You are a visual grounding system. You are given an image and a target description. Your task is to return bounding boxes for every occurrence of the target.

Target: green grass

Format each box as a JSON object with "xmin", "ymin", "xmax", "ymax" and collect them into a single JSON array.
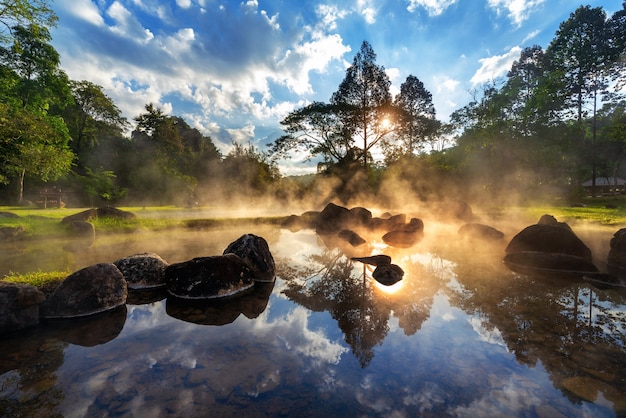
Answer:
[{"xmin": 2, "ymin": 270, "xmax": 68, "ymax": 295}]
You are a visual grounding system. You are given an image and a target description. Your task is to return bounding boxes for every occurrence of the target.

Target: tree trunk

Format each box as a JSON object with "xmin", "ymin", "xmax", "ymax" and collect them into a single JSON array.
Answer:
[{"xmin": 18, "ymin": 168, "xmax": 25, "ymax": 203}]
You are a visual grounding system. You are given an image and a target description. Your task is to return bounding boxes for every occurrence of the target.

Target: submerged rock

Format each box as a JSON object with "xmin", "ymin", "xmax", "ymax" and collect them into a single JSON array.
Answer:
[
  {"xmin": 0, "ymin": 281, "xmax": 46, "ymax": 334},
  {"xmin": 503, "ymin": 251, "xmax": 598, "ymax": 277},
  {"xmin": 166, "ymin": 254, "xmax": 256, "ymax": 299},
  {"xmin": 223, "ymin": 234, "xmax": 275, "ymax": 282},
  {"xmin": 114, "ymin": 252, "xmax": 169, "ymax": 289},
  {"xmin": 40, "ymin": 263, "xmax": 128, "ymax": 319},
  {"xmin": 338, "ymin": 229, "xmax": 367, "ymax": 247}
]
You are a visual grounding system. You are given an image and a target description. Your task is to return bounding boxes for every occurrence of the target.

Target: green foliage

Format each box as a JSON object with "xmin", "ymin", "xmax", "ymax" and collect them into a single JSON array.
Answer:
[{"xmin": 0, "ymin": 0, "xmax": 57, "ymax": 45}]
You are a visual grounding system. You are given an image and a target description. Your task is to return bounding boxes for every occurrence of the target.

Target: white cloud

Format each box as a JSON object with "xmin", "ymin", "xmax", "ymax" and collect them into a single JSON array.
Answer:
[
  {"xmin": 176, "ymin": 0, "xmax": 192, "ymax": 8},
  {"xmin": 64, "ymin": 0, "xmax": 105, "ymax": 26},
  {"xmin": 358, "ymin": 0, "xmax": 377, "ymax": 24},
  {"xmin": 487, "ymin": 0, "xmax": 546, "ymax": 26},
  {"xmin": 316, "ymin": 4, "xmax": 349, "ymax": 30},
  {"xmin": 470, "ymin": 46, "xmax": 521, "ymax": 85},
  {"xmin": 107, "ymin": 1, "xmax": 154, "ymax": 43},
  {"xmin": 406, "ymin": 0, "xmax": 458, "ymax": 16}
]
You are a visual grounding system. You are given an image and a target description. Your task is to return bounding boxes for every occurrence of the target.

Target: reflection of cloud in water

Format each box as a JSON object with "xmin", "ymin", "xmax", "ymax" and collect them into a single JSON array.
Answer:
[
  {"xmin": 253, "ymin": 305, "xmax": 348, "ymax": 367},
  {"xmin": 468, "ymin": 316, "xmax": 507, "ymax": 347}
]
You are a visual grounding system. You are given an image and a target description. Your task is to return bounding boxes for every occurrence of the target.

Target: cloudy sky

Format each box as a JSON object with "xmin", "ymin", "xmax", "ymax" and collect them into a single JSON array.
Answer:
[{"xmin": 50, "ymin": 0, "xmax": 622, "ymax": 174}]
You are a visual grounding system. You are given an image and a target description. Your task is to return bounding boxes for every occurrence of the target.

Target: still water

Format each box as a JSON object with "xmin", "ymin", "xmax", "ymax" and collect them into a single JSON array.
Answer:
[{"xmin": 1, "ymin": 220, "xmax": 625, "ymax": 417}]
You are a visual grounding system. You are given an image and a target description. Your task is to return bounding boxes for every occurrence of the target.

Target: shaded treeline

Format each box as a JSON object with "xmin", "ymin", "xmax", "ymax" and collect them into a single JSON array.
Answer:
[{"xmin": 0, "ymin": 2, "xmax": 625, "ymax": 209}]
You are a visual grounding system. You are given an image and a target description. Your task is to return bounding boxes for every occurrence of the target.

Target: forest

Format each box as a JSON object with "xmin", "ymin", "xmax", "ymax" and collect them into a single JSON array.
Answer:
[{"xmin": 0, "ymin": 2, "xmax": 625, "ymax": 209}]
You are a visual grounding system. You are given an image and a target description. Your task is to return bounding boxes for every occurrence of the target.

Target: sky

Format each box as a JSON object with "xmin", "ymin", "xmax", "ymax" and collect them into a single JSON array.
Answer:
[{"xmin": 50, "ymin": 0, "xmax": 624, "ymax": 175}]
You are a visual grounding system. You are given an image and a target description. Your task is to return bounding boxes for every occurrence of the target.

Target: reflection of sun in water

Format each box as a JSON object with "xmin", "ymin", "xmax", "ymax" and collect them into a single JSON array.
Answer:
[{"xmin": 373, "ymin": 278, "xmax": 404, "ymax": 295}]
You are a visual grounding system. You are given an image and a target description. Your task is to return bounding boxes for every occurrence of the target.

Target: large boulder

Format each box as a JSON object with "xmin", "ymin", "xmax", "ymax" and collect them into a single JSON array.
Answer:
[
  {"xmin": 61, "ymin": 208, "xmax": 97, "ymax": 224},
  {"xmin": 223, "ymin": 234, "xmax": 275, "ymax": 282},
  {"xmin": 96, "ymin": 206, "xmax": 136, "ymax": 220},
  {"xmin": 382, "ymin": 218, "xmax": 424, "ymax": 248},
  {"xmin": 114, "ymin": 252, "xmax": 169, "ymax": 289},
  {"xmin": 40, "ymin": 263, "xmax": 128, "ymax": 319},
  {"xmin": 0, "ymin": 282, "xmax": 46, "ymax": 334},
  {"xmin": 65, "ymin": 220, "xmax": 96, "ymax": 248},
  {"xmin": 505, "ymin": 223, "xmax": 592, "ymax": 261},
  {"xmin": 608, "ymin": 228, "xmax": 626, "ymax": 272},
  {"xmin": 315, "ymin": 203, "xmax": 354, "ymax": 235},
  {"xmin": 165, "ymin": 254, "xmax": 256, "ymax": 299}
]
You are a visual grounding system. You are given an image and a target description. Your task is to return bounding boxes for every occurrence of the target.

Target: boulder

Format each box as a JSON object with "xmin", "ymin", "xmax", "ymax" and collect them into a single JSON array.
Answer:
[
  {"xmin": 65, "ymin": 221, "xmax": 95, "ymax": 247},
  {"xmin": 382, "ymin": 218, "xmax": 424, "ymax": 248},
  {"xmin": 437, "ymin": 200, "xmax": 473, "ymax": 222},
  {"xmin": 0, "ymin": 226, "xmax": 25, "ymax": 241},
  {"xmin": 338, "ymin": 229, "xmax": 367, "ymax": 247},
  {"xmin": 223, "ymin": 234, "xmax": 275, "ymax": 282},
  {"xmin": 458, "ymin": 223, "xmax": 504, "ymax": 241},
  {"xmin": 61, "ymin": 208, "xmax": 97, "ymax": 224},
  {"xmin": 373, "ymin": 264, "xmax": 404, "ymax": 286},
  {"xmin": 166, "ymin": 254, "xmax": 256, "ymax": 299},
  {"xmin": 608, "ymin": 228, "xmax": 626, "ymax": 271},
  {"xmin": 281, "ymin": 212, "xmax": 318, "ymax": 231},
  {"xmin": 96, "ymin": 206, "xmax": 136, "ymax": 220},
  {"xmin": 0, "ymin": 211, "xmax": 19, "ymax": 218},
  {"xmin": 0, "ymin": 282, "xmax": 46, "ymax": 334},
  {"xmin": 537, "ymin": 214, "xmax": 572, "ymax": 230},
  {"xmin": 368, "ymin": 214, "xmax": 407, "ymax": 232},
  {"xmin": 315, "ymin": 203, "xmax": 353, "ymax": 235},
  {"xmin": 349, "ymin": 207, "xmax": 373, "ymax": 226},
  {"xmin": 505, "ymin": 224, "xmax": 592, "ymax": 261},
  {"xmin": 40, "ymin": 263, "xmax": 128, "ymax": 319},
  {"xmin": 114, "ymin": 252, "xmax": 169, "ymax": 289}
]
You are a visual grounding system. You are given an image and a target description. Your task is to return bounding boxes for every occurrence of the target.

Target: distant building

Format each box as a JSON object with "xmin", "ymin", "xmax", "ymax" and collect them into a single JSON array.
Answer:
[{"xmin": 582, "ymin": 177, "xmax": 626, "ymax": 195}]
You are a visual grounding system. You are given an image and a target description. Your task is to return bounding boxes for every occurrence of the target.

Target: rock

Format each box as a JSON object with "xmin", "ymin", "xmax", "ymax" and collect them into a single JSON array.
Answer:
[
  {"xmin": 61, "ymin": 208, "xmax": 97, "ymax": 224},
  {"xmin": 0, "ymin": 211, "xmax": 19, "ymax": 218},
  {"xmin": 372, "ymin": 264, "xmax": 404, "ymax": 286},
  {"xmin": 0, "ymin": 226, "xmax": 25, "ymax": 241},
  {"xmin": 503, "ymin": 251, "xmax": 598, "ymax": 277},
  {"xmin": 223, "ymin": 234, "xmax": 275, "ymax": 282},
  {"xmin": 458, "ymin": 223, "xmax": 504, "ymax": 241},
  {"xmin": 368, "ymin": 214, "xmax": 407, "ymax": 232},
  {"xmin": 40, "ymin": 263, "xmax": 128, "ymax": 319},
  {"xmin": 114, "ymin": 252, "xmax": 169, "ymax": 289},
  {"xmin": 65, "ymin": 221, "xmax": 95, "ymax": 247},
  {"xmin": 315, "ymin": 203, "xmax": 353, "ymax": 235},
  {"xmin": 537, "ymin": 214, "xmax": 572, "ymax": 230},
  {"xmin": 0, "ymin": 282, "xmax": 46, "ymax": 334},
  {"xmin": 165, "ymin": 254, "xmax": 256, "ymax": 299},
  {"xmin": 505, "ymin": 224, "xmax": 592, "ymax": 261},
  {"xmin": 382, "ymin": 228, "xmax": 424, "ymax": 248},
  {"xmin": 281, "ymin": 213, "xmax": 318, "ymax": 231},
  {"xmin": 96, "ymin": 206, "xmax": 136, "ymax": 220},
  {"xmin": 351, "ymin": 255, "xmax": 392, "ymax": 266},
  {"xmin": 608, "ymin": 228, "xmax": 626, "ymax": 271},
  {"xmin": 438, "ymin": 200, "xmax": 473, "ymax": 222},
  {"xmin": 349, "ymin": 207, "xmax": 373, "ymax": 225},
  {"xmin": 338, "ymin": 229, "xmax": 366, "ymax": 247}
]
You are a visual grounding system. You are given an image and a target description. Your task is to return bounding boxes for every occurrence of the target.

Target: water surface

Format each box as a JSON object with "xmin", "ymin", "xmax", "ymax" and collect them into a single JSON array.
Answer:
[{"xmin": 1, "ymin": 222, "xmax": 625, "ymax": 417}]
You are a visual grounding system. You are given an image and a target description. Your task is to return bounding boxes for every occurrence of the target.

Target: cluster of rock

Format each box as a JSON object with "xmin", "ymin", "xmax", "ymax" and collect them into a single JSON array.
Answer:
[
  {"xmin": 283, "ymin": 202, "xmax": 504, "ymax": 286},
  {"xmin": 1, "ymin": 233, "xmax": 275, "ymax": 335}
]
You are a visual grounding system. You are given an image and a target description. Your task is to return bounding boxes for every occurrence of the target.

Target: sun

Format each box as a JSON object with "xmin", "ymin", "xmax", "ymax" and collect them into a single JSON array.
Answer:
[{"xmin": 380, "ymin": 118, "xmax": 390, "ymax": 129}]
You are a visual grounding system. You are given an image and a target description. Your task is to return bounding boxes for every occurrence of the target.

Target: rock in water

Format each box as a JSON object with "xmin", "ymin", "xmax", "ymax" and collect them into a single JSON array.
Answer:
[
  {"xmin": 373, "ymin": 264, "xmax": 404, "ymax": 286},
  {"xmin": 223, "ymin": 234, "xmax": 276, "ymax": 282},
  {"xmin": 40, "ymin": 263, "xmax": 128, "ymax": 319},
  {"xmin": 114, "ymin": 252, "xmax": 169, "ymax": 289},
  {"xmin": 0, "ymin": 282, "xmax": 46, "ymax": 334},
  {"xmin": 351, "ymin": 255, "xmax": 392, "ymax": 266},
  {"xmin": 505, "ymin": 224, "xmax": 592, "ymax": 261},
  {"xmin": 166, "ymin": 254, "xmax": 256, "ymax": 299}
]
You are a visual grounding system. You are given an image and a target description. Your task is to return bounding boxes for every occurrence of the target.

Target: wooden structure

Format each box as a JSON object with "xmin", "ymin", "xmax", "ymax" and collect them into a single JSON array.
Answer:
[
  {"xmin": 37, "ymin": 187, "xmax": 65, "ymax": 208},
  {"xmin": 582, "ymin": 177, "xmax": 626, "ymax": 195}
]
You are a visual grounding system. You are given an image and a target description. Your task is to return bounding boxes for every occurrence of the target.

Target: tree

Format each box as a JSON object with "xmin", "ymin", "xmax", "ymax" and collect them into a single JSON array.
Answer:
[
  {"xmin": 388, "ymin": 74, "xmax": 437, "ymax": 160},
  {"xmin": 0, "ymin": 103, "xmax": 73, "ymax": 202},
  {"xmin": 0, "ymin": 0, "xmax": 56, "ymax": 45},
  {"xmin": 63, "ymin": 80, "xmax": 128, "ymax": 155},
  {"xmin": 269, "ymin": 102, "xmax": 353, "ymax": 165},
  {"xmin": 547, "ymin": 6, "xmax": 616, "ymax": 195},
  {"xmin": 0, "ymin": 24, "xmax": 71, "ymax": 113},
  {"xmin": 330, "ymin": 41, "xmax": 394, "ymax": 170}
]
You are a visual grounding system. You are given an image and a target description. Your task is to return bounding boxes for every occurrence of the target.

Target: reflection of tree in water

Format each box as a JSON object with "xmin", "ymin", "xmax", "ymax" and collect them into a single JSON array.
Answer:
[
  {"xmin": 278, "ymin": 249, "xmax": 439, "ymax": 368},
  {"xmin": 441, "ymin": 247, "xmax": 626, "ymax": 412}
]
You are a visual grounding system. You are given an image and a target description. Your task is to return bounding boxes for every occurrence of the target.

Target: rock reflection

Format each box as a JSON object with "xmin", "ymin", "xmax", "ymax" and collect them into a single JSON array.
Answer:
[
  {"xmin": 165, "ymin": 282, "xmax": 275, "ymax": 326},
  {"xmin": 278, "ymin": 248, "xmax": 439, "ymax": 367},
  {"xmin": 441, "ymin": 245, "xmax": 626, "ymax": 414},
  {"xmin": 0, "ymin": 306, "xmax": 127, "ymax": 416}
]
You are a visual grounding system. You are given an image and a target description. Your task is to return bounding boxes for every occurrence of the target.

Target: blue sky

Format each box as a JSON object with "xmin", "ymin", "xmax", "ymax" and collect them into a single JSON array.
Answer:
[{"xmin": 50, "ymin": 0, "xmax": 623, "ymax": 174}]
